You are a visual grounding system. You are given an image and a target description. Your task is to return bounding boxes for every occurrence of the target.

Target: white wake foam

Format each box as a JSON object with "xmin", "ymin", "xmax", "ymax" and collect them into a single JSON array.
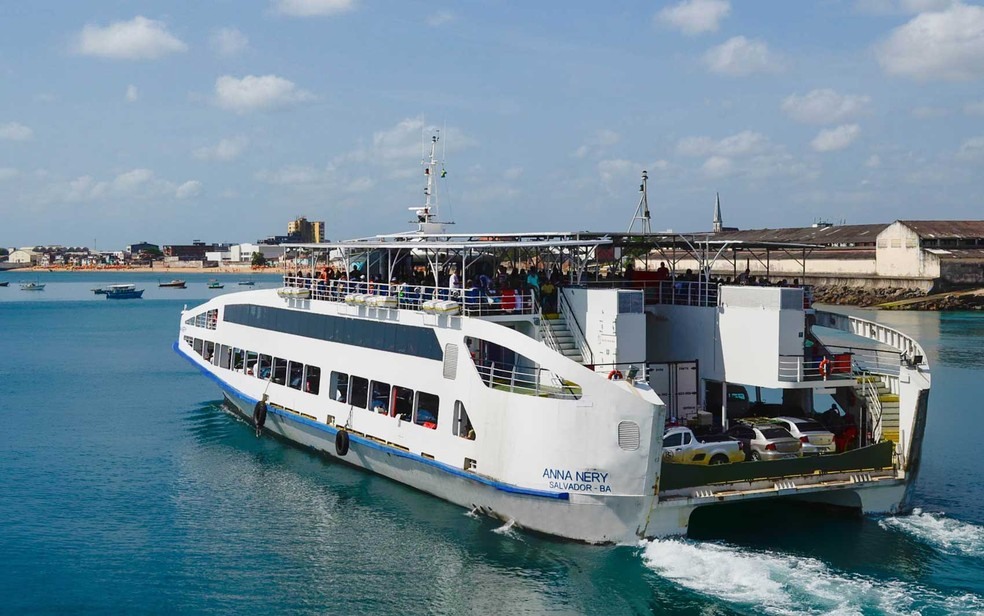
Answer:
[
  {"xmin": 492, "ymin": 518, "xmax": 522, "ymax": 540},
  {"xmin": 640, "ymin": 538, "xmax": 983, "ymax": 615},
  {"xmin": 879, "ymin": 508, "xmax": 984, "ymax": 558}
]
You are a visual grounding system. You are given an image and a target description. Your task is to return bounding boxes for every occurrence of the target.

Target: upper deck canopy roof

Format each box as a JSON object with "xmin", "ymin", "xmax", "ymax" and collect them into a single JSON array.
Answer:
[
  {"xmin": 283, "ymin": 231, "xmax": 613, "ymax": 252},
  {"xmin": 282, "ymin": 230, "xmax": 819, "ymax": 252}
]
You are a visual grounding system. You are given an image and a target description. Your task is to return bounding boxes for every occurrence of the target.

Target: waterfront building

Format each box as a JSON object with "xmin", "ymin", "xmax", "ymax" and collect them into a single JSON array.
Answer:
[{"xmin": 287, "ymin": 216, "xmax": 325, "ymax": 244}]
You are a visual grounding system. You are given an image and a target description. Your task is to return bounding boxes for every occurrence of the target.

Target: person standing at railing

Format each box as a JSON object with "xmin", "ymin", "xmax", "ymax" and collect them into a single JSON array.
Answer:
[{"xmin": 541, "ymin": 278, "xmax": 557, "ymax": 313}]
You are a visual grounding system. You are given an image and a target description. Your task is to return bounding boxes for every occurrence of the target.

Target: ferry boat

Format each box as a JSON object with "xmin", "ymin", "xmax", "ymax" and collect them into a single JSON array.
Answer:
[{"xmin": 174, "ymin": 138, "xmax": 931, "ymax": 543}]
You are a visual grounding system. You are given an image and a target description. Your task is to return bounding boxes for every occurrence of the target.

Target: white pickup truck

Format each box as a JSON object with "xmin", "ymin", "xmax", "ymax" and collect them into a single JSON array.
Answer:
[{"xmin": 662, "ymin": 426, "xmax": 745, "ymax": 465}]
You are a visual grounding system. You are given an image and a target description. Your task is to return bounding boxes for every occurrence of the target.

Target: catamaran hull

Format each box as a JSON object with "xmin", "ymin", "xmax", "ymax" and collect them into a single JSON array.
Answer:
[{"xmin": 221, "ymin": 389, "xmax": 659, "ymax": 544}]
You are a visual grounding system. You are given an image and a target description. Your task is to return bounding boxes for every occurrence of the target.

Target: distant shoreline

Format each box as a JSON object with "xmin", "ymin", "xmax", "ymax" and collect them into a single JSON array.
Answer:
[{"xmin": 20, "ymin": 266, "xmax": 282, "ymax": 275}]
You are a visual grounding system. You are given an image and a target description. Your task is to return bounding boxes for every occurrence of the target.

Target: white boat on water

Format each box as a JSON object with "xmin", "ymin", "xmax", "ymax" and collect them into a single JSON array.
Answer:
[
  {"xmin": 21, "ymin": 281, "xmax": 45, "ymax": 291},
  {"xmin": 174, "ymin": 138, "xmax": 931, "ymax": 543}
]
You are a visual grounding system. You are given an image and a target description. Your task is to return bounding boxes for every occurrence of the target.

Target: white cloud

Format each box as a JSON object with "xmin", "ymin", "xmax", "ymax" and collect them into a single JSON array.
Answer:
[
  {"xmin": 956, "ymin": 135, "xmax": 984, "ymax": 160},
  {"xmin": 125, "ymin": 84, "xmax": 139, "ymax": 103},
  {"xmin": 75, "ymin": 16, "xmax": 187, "ymax": 60},
  {"xmin": 702, "ymin": 156, "xmax": 734, "ymax": 178},
  {"xmin": 855, "ymin": 0, "xmax": 955, "ymax": 15},
  {"xmin": 113, "ymin": 168, "xmax": 154, "ymax": 192},
  {"xmin": 963, "ymin": 100, "xmax": 984, "ymax": 115},
  {"xmin": 703, "ymin": 36, "xmax": 786, "ymax": 76},
  {"xmin": 866, "ymin": 154, "xmax": 882, "ymax": 168},
  {"xmin": 677, "ymin": 130, "xmax": 770, "ymax": 157},
  {"xmin": 573, "ymin": 129, "xmax": 621, "ymax": 158},
  {"xmin": 213, "ymin": 74, "xmax": 314, "ymax": 113},
  {"xmin": 0, "ymin": 167, "xmax": 20, "ymax": 181},
  {"xmin": 911, "ymin": 105, "xmax": 949, "ymax": 118},
  {"xmin": 427, "ymin": 11, "xmax": 455, "ymax": 27},
  {"xmin": 256, "ymin": 164, "xmax": 331, "ymax": 186},
  {"xmin": 175, "ymin": 180, "xmax": 203, "ymax": 199},
  {"xmin": 503, "ymin": 167, "xmax": 524, "ymax": 180},
  {"xmin": 193, "ymin": 136, "xmax": 249, "ymax": 162},
  {"xmin": 210, "ymin": 27, "xmax": 249, "ymax": 57},
  {"xmin": 656, "ymin": 0, "xmax": 730, "ymax": 35},
  {"xmin": 876, "ymin": 3, "xmax": 984, "ymax": 81},
  {"xmin": 274, "ymin": 0, "xmax": 355, "ymax": 17},
  {"xmin": 0, "ymin": 122, "xmax": 33, "ymax": 141},
  {"xmin": 781, "ymin": 89, "xmax": 871, "ymax": 124},
  {"xmin": 598, "ymin": 159, "xmax": 639, "ymax": 186},
  {"xmin": 811, "ymin": 124, "xmax": 861, "ymax": 152}
]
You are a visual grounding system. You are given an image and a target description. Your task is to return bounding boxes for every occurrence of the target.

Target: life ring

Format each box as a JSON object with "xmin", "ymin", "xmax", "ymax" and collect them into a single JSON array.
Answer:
[
  {"xmin": 819, "ymin": 357, "xmax": 831, "ymax": 378},
  {"xmin": 335, "ymin": 430, "xmax": 350, "ymax": 456},
  {"xmin": 608, "ymin": 370, "xmax": 624, "ymax": 381},
  {"xmin": 252, "ymin": 400, "xmax": 267, "ymax": 429}
]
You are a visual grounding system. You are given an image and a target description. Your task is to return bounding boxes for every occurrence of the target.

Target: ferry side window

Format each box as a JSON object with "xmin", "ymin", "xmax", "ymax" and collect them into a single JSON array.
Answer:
[
  {"xmin": 305, "ymin": 366, "xmax": 321, "ymax": 395},
  {"xmin": 393, "ymin": 386, "xmax": 414, "ymax": 421},
  {"xmin": 233, "ymin": 348, "xmax": 244, "ymax": 371},
  {"xmin": 258, "ymin": 354, "xmax": 272, "ymax": 380},
  {"xmin": 245, "ymin": 351, "xmax": 258, "ymax": 376},
  {"xmin": 273, "ymin": 357, "xmax": 287, "ymax": 385},
  {"xmin": 370, "ymin": 381, "xmax": 391, "ymax": 414},
  {"xmin": 349, "ymin": 376, "xmax": 369, "ymax": 409},
  {"xmin": 453, "ymin": 401, "xmax": 475, "ymax": 439},
  {"xmin": 663, "ymin": 433, "xmax": 683, "ymax": 448},
  {"xmin": 288, "ymin": 361, "xmax": 304, "ymax": 390},
  {"xmin": 329, "ymin": 371, "xmax": 349, "ymax": 402},
  {"xmin": 415, "ymin": 392, "xmax": 440, "ymax": 429},
  {"xmin": 193, "ymin": 338, "xmax": 204, "ymax": 356},
  {"xmin": 204, "ymin": 341, "xmax": 215, "ymax": 362}
]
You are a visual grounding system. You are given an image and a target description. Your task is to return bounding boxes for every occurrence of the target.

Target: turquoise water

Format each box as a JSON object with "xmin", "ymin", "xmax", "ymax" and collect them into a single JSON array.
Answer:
[{"xmin": 1, "ymin": 277, "xmax": 982, "ymax": 614}]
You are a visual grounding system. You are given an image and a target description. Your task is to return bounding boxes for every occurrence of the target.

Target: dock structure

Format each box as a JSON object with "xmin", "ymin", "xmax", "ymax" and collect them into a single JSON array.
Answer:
[{"xmin": 620, "ymin": 220, "xmax": 984, "ymax": 293}]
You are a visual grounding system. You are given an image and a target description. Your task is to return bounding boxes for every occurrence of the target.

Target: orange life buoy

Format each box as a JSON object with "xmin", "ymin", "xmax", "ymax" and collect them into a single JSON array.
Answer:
[
  {"xmin": 608, "ymin": 370, "xmax": 623, "ymax": 380},
  {"xmin": 819, "ymin": 357, "xmax": 831, "ymax": 377}
]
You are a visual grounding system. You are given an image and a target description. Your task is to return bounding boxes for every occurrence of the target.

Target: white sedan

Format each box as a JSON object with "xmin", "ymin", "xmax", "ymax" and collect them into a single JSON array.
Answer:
[{"xmin": 771, "ymin": 417, "xmax": 836, "ymax": 455}]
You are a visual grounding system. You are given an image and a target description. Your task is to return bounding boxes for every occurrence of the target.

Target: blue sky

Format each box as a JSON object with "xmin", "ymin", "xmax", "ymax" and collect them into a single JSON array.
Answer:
[{"xmin": 1, "ymin": 0, "xmax": 983, "ymax": 249}]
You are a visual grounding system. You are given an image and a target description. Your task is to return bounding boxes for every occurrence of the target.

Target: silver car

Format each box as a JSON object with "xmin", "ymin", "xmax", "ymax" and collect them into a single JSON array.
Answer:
[
  {"xmin": 727, "ymin": 422, "xmax": 803, "ymax": 460},
  {"xmin": 771, "ymin": 416, "xmax": 836, "ymax": 455}
]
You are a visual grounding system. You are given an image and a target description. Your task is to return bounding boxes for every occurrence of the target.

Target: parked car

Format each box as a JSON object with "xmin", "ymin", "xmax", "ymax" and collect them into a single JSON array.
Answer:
[
  {"xmin": 662, "ymin": 426, "xmax": 745, "ymax": 465},
  {"xmin": 769, "ymin": 416, "xmax": 836, "ymax": 455},
  {"xmin": 727, "ymin": 421, "xmax": 803, "ymax": 460}
]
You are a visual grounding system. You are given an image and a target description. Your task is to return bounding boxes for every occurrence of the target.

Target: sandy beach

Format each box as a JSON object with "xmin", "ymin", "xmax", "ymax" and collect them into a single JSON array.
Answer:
[{"xmin": 24, "ymin": 265, "xmax": 282, "ymax": 275}]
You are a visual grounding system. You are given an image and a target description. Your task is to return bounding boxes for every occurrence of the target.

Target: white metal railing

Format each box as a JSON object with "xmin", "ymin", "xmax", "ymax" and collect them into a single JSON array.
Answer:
[
  {"xmin": 815, "ymin": 311, "xmax": 927, "ymax": 368},
  {"xmin": 777, "ymin": 355, "xmax": 857, "ymax": 382},
  {"xmin": 858, "ymin": 372, "xmax": 885, "ymax": 442},
  {"xmin": 581, "ymin": 279, "xmax": 720, "ymax": 307},
  {"xmin": 282, "ymin": 276, "xmax": 537, "ymax": 317},
  {"xmin": 474, "ymin": 362, "xmax": 581, "ymax": 399},
  {"xmin": 557, "ymin": 289, "xmax": 594, "ymax": 365}
]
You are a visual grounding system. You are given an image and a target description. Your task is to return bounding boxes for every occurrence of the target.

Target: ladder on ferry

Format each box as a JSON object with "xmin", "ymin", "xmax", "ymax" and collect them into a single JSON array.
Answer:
[
  {"xmin": 854, "ymin": 373, "xmax": 900, "ymax": 444},
  {"xmin": 542, "ymin": 314, "xmax": 585, "ymax": 364}
]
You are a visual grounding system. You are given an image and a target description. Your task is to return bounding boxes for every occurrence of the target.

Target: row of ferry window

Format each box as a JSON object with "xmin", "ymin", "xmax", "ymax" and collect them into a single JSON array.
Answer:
[
  {"xmin": 184, "ymin": 309, "xmax": 218, "ymax": 330},
  {"xmin": 185, "ymin": 336, "xmax": 322, "ymax": 394},
  {"xmin": 184, "ymin": 336, "xmax": 475, "ymax": 440}
]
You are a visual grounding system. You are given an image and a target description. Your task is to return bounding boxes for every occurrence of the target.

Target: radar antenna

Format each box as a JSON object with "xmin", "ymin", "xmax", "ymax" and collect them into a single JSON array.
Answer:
[{"xmin": 626, "ymin": 170, "xmax": 652, "ymax": 234}]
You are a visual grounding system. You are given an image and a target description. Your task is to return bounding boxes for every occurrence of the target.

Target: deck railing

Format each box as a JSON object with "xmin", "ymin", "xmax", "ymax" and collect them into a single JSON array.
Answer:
[
  {"xmin": 473, "ymin": 361, "xmax": 581, "ymax": 399},
  {"xmin": 580, "ymin": 280, "xmax": 720, "ymax": 307},
  {"xmin": 282, "ymin": 275, "xmax": 537, "ymax": 317}
]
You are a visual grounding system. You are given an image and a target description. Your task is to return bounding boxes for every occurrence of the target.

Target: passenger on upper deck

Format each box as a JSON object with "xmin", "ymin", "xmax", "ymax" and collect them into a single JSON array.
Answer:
[{"xmin": 655, "ymin": 261, "xmax": 670, "ymax": 280}]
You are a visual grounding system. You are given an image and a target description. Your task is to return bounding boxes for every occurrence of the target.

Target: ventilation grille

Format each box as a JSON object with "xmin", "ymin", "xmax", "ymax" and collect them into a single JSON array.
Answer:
[
  {"xmin": 443, "ymin": 343, "xmax": 458, "ymax": 380},
  {"xmin": 617, "ymin": 421, "xmax": 641, "ymax": 451}
]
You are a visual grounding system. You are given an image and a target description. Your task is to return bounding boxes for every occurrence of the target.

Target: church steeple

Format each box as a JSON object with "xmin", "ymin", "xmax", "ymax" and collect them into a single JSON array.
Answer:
[{"xmin": 713, "ymin": 192, "xmax": 723, "ymax": 233}]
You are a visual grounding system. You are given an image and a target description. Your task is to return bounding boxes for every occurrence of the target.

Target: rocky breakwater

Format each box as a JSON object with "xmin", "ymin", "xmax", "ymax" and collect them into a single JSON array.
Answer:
[{"xmin": 813, "ymin": 285, "xmax": 984, "ymax": 310}]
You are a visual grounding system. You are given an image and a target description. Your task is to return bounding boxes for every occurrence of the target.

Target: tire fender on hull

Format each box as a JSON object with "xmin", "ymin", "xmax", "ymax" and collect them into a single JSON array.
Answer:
[
  {"xmin": 335, "ymin": 430, "xmax": 350, "ymax": 456},
  {"xmin": 252, "ymin": 400, "xmax": 268, "ymax": 429}
]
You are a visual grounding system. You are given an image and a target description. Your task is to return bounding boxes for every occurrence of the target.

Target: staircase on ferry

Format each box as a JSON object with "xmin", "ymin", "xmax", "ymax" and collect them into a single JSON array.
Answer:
[
  {"xmin": 854, "ymin": 374, "xmax": 900, "ymax": 444},
  {"xmin": 542, "ymin": 313, "xmax": 585, "ymax": 364}
]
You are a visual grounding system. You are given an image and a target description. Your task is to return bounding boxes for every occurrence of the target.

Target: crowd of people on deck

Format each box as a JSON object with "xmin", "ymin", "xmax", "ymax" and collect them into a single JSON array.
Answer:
[
  {"xmin": 282, "ymin": 260, "xmax": 810, "ymax": 312},
  {"xmin": 283, "ymin": 263, "xmax": 567, "ymax": 314}
]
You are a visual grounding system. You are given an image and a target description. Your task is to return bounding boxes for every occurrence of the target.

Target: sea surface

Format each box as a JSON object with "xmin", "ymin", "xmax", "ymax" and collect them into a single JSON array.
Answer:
[{"xmin": 1, "ymin": 272, "xmax": 982, "ymax": 614}]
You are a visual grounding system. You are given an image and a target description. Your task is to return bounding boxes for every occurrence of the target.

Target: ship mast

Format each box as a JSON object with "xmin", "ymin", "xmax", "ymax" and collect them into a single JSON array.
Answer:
[
  {"xmin": 626, "ymin": 169, "xmax": 652, "ymax": 234},
  {"xmin": 410, "ymin": 133, "xmax": 452, "ymax": 234}
]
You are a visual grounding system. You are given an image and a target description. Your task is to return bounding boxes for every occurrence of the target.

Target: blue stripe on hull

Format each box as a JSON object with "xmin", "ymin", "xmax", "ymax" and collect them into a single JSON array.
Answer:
[{"xmin": 173, "ymin": 341, "xmax": 569, "ymax": 501}]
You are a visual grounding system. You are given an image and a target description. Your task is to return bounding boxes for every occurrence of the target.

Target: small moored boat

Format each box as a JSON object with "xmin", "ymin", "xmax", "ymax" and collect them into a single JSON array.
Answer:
[
  {"xmin": 237, "ymin": 280, "xmax": 256, "ymax": 286},
  {"xmin": 159, "ymin": 279, "xmax": 187, "ymax": 288},
  {"xmin": 208, "ymin": 280, "xmax": 224, "ymax": 289},
  {"xmin": 20, "ymin": 281, "xmax": 45, "ymax": 291},
  {"xmin": 104, "ymin": 284, "xmax": 144, "ymax": 299},
  {"xmin": 0, "ymin": 281, "xmax": 9, "ymax": 287}
]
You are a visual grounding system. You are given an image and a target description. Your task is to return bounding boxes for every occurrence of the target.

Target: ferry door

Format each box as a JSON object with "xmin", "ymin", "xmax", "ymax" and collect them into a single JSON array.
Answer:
[{"xmin": 649, "ymin": 361, "xmax": 698, "ymax": 422}]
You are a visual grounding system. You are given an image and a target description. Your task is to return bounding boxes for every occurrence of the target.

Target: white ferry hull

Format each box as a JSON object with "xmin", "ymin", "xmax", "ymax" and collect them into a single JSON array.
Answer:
[{"xmin": 221, "ymin": 389, "xmax": 657, "ymax": 544}]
